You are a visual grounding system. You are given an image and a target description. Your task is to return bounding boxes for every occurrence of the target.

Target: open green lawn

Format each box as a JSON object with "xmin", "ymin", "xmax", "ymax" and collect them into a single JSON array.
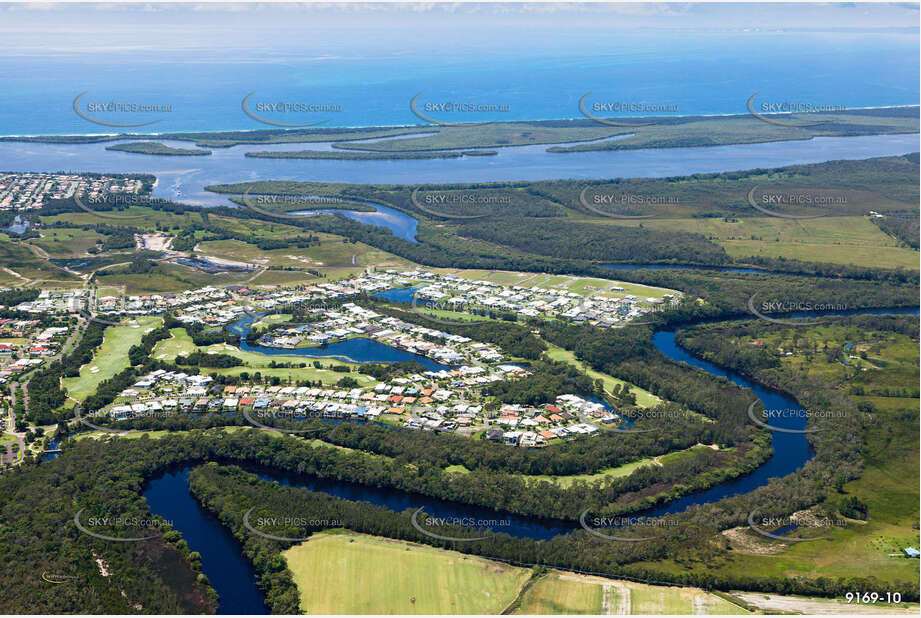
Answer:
[
  {"xmin": 195, "ymin": 235, "xmax": 409, "ymax": 271},
  {"xmin": 282, "ymin": 531, "xmax": 531, "ymax": 614},
  {"xmin": 94, "ymin": 285, "xmax": 125, "ymax": 298},
  {"xmin": 657, "ymin": 444, "xmax": 718, "ymax": 466},
  {"xmin": 628, "ymin": 581, "xmax": 746, "ymax": 614},
  {"xmin": 515, "ymin": 572, "xmax": 604, "ymax": 614},
  {"xmin": 541, "ymin": 342, "xmax": 662, "ymax": 409},
  {"xmin": 245, "ymin": 269, "xmax": 320, "ymax": 287},
  {"xmin": 93, "ymin": 261, "xmax": 256, "ymax": 295},
  {"xmin": 610, "ymin": 216, "xmax": 918, "ymax": 271},
  {"xmin": 151, "ymin": 328, "xmax": 376, "ymax": 386},
  {"xmin": 28, "ymin": 228, "xmax": 106, "ymax": 258},
  {"xmin": 515, "ymin": 571, "xmax": 747, "ymax": 615},
  {"xmin": 62, "ymin": 316, "xmax": 163, "ymax": 402},
  {"xmin": 0, "ymin": 235, "xmax": 79, "ymax": 282},
  {"xmin": 522, "ymin": 458, "xmax": 656, "ymax": 488}
]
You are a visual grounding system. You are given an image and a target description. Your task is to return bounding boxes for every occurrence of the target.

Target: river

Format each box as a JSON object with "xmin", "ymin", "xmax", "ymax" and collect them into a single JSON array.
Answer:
[
  {"xmin": 0, "ymin": 133, "xmax": 916, "ymax": 209},
  {"xmin": 141, "ymin": 306, "xmax": 918, "ymax": 613},
  {"xmin": 3, "ymin": 132, "xmax": 915, "ymax": 246}
]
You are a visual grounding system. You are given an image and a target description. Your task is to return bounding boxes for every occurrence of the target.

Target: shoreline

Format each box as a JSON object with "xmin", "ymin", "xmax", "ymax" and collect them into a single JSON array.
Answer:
[{"xmin": 0, "ymin": 104, "xmax": 917, "ymax": 140}]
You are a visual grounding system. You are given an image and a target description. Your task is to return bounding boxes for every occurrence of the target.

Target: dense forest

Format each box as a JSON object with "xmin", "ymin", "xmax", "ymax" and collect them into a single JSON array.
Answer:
[
  {"xmin": 483, "ymin": 358, "xmax": 597, "ymax": 405},
  {"xmin": 187, "ymin": 463, "xmax": 918, "ymax": 610},
  {"xmin": 0, "ymin": 429, "xmax": 903, "ymax": 615},
  {"xmin": 450, "ymin": 217, "xmax": 731, "ymax": 264},
  {"xmin": 873, "ymin": 214, "xmax": 921, "ymax": 250}
]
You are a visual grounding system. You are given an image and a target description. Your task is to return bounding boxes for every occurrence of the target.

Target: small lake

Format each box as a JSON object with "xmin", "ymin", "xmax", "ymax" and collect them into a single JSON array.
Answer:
[
  {"xmin": 372, "ymin": 285, "xmax": 421, "ymax": 303},
  {"xmin": 229, "ymin": 315, "xmax": 450, "ymax": 371}
]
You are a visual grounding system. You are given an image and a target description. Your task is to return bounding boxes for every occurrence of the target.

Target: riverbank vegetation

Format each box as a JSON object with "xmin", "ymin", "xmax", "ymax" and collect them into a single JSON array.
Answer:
[
  {"xmin": 3, "ymin": 107, "xmax": 916, "ymax": 151},
  {"xmin": 245, "ymin": 149, "xmax": 470, "ymax": 160},
  {"xmin": 105, "ymin": 142, "xmax": 212, "ymax": 156},
  {"xmin": 671, "ymin": 315, "xmax": 919, "ymax": 588}
]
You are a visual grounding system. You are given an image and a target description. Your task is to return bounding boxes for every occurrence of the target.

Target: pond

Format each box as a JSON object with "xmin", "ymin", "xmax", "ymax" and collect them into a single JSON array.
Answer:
[{"xmin": 229, "ymin": 314, "xmax": 451, "ymax": 372}]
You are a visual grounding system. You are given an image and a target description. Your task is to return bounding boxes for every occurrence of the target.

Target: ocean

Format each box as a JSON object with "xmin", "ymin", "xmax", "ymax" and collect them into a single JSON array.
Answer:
[{"xmin": 1, "ymin": 31, "xmax": 917, "ymax": 136}]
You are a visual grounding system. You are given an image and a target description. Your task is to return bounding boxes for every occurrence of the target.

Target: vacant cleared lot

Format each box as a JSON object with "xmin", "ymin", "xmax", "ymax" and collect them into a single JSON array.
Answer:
[
  {"xmin": 515, "ymin": 571, "xmax": 747, "ymax": 615},
  {"xmin": 431, "ymin": 267, "xmax": 678, "ymax": 302},
  {"xmin": 732, "ymin": 592, "xmax": 919, "ymax": 615},
  {"xmin": 282, "ymin": 532, "xmax": 531, "ymax": 614},
  {"xmin": 515, "ymin": 571, "xmax": 604, "ymax": 614}
]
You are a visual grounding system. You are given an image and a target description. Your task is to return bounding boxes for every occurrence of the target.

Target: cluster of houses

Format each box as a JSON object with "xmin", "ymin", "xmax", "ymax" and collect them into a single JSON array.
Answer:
[
  {"xmin": 484, "ymin": 394, "xmax": 617, "ymax": 446},
  {"xmin": 14, "ymin": 289, "xmax": 86, "ymax": 314},
  {"xmin": 97, "ymin": 362, "xmax": 614, "ymax": 445},
  {"xmin": 0, "ymin": 317, "xmax": 72, "ymax": 383},
  {"xmin": 81, "ymin": 264, "xmax": 676, "ymax": 335},
  {"xmin": 371, "ymin": 269, "xmax": 680, "ymax": 327},
  {"xmin": 255, "ymin": 302, "xmax": 501, "ymax": 367},
  {"xmin": 0, "ymin": 172, "xmax": 142, "ymax": 211},
  {"xmin": 166, "ymin": 279, "xmax": 389, "ymax": 328},
  {"xmin": 0, "ymin": 357, "xmax": 44, "ymax": 384},
  {"xmin": 96, "ymin": 286, "xmax": 235, "ymax": 322}
]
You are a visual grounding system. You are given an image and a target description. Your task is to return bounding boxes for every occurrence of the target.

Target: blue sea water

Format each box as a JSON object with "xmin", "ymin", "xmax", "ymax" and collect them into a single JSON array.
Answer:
[{"xmin": 1, "ymin": 32, "xmax": 917, "ymax": 135}]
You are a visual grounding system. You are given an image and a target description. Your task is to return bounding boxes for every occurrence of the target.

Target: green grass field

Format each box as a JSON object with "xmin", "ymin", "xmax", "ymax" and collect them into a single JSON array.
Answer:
[
  {"xmin": 430, "ymin": 268, "xmax": 677, "ymax": 302},
  {"xmin": 627, "ymin": 581, "xmax": 745, "ymax": 614},
  {"xmin": 28, "ymin": 227, "xmax": 106, "ymax": 258},
  {"xmin": 0, "ymin": 235, "xmax": 79, "ymax": 282},
  {"xmin": 522, "ymin": 458, "xmax": 657, "ymax": 488},
  {"xmin": 444, "ymin": 458, "xmax": 657, "ymax": 488},
  {"xmin": 541, "ymin": 342, "xmax": 662, "ymax": 409},
  {"xmin": 282, "ymin": 532, "xmax": 531, "ymax": 614},
  {"xmin": 62, "ymin": 316, "xmax": 163, "ymax": 401},
  {"xmin": 515, "ymin": 571, "xmax": 747, "ymax": 615},
  {"xmin": 657, "ymin": 444, "xmax": 718, "ymax": 466},
  {"xmin": 609, "ymin": 216, "xmax": 918, "ymax": 271},
  {"xmin": 0, "ymin": 433, "xmax": 18, "ymax": 447},
  {"xmin": 93, "ymin": 261, "xmax": 257, "ymax": 295},
  {"xmin": 195, "ymin": 235, "xmax": 409, "ymax": 272},
  {"xmin": 515, "ymin": 572, "xmax": 604, "ymax": 614}
]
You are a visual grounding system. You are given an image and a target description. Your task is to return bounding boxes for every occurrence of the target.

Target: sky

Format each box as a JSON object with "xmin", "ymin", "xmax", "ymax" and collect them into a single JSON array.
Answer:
[{"xmin": 0, "ymin": 3, "xmax": 917, "ymax": 57}]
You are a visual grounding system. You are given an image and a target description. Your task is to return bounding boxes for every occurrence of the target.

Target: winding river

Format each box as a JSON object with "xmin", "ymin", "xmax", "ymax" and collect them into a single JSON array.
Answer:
[
  {"xmin": 140, "ymin": 306, "xmax": 918, "ymax": 613},
  {"xmin": 0, "ymin": 133, "xmax": 916, "ymax": 208}
]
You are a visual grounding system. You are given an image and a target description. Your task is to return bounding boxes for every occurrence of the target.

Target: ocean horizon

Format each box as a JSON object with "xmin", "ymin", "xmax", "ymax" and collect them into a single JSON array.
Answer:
[{"xmin": 2, "ymin": 30, "xmax": 918, "ymax": 136}]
